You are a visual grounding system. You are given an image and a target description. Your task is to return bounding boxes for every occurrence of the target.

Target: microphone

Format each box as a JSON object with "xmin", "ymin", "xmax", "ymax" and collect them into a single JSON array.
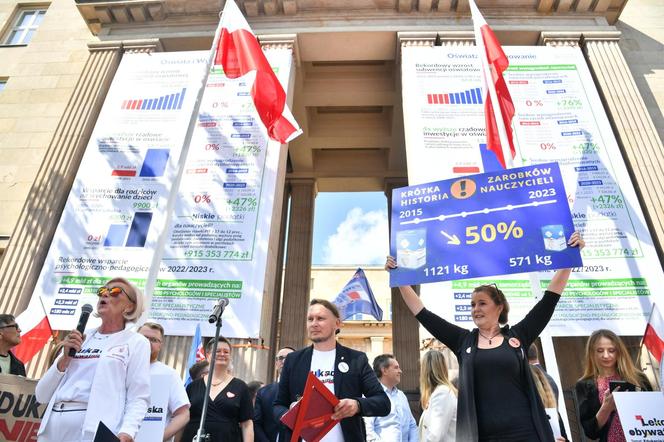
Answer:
[
  {"xmin": 209, "ymin": 298, "xmax": 229, "ymax": 324},
  {"xmin": 69, "ymin": 304, "xmax": 93, "ymax": 357}
]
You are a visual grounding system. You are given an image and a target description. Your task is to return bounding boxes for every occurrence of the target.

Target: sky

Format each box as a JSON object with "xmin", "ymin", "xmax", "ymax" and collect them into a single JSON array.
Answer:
[{"xmin": 311, "ymin": 192, "xmax": 389, "ymax": 266}]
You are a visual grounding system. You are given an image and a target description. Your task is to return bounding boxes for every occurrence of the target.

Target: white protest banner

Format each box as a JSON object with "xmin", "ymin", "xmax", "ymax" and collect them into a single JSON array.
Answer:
[
  {"xmin": 30, "ymin": 52, "xmax": 208, "ymax": 331},
  {"xmin": 148, "ymin": 48, "xmax": 294, "ymax": 337},
  {"xmin": 0, "ymin": 374, "xmax": 47, "ymax": 441},
  {"xmin": 614, "ymin": 392, "xmax": 664, "ymax": 441},
  {"xmin": 401, "ymin": 45, "xmax": 664, "ymax": 335}
]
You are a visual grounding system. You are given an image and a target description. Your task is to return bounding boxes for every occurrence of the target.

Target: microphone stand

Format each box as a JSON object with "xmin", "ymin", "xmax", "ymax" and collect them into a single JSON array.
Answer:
[{"xmin": 195, "ymin": 313, "xmax": 224, "ymax": 442}]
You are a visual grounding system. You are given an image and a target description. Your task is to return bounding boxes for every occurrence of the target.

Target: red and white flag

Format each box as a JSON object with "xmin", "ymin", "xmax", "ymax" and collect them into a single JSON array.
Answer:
[
  {"xmin": 13, "ymin": 298, "xmax": 55, "ymax": 364},
  {"xmin": 469, "ymin": 0, "xmax": 516, "ymax": 169},
  {"xmin": 213, "ymin": 0, "xmax": 302, "ymax": 143},
  {"xmin": 643, "ymin": 304, "xmax": 664, "ymax": 362}
]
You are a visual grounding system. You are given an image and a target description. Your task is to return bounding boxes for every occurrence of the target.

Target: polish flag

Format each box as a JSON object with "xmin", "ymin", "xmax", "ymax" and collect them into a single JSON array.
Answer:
[
  {"xmin": 213, "ymin": 0, "xmax": 302, "ymax": 144},
  {"xmin": 643, "ymin": 304, "xmax": 664, "ymax": 362},
  {"xmin": 469, "ymin": 0, "xmax": 516, "ymax": 168},
  {"xmin": 13, "ymin": 298, "xmax": 55, "ymax": 364}
]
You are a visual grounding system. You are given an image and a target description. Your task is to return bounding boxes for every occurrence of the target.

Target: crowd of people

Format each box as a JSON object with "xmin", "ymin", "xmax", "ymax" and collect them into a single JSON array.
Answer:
[{"xmin": 0, "ymin": 231, "xmax": 662, "ymax": 441}]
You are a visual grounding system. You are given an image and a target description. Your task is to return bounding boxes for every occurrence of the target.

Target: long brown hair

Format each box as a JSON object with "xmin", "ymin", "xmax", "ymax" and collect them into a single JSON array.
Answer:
[
  {"xmin": 530, "ymin": 365, "xmax": 556, "ymax": 408},
  {"xmin": 580, "ymin": 329, "xmax": 642, "ymax": 386},
  {"xmin": 419, "ymin": 350, "xmax": 457, "ymax": 409}
]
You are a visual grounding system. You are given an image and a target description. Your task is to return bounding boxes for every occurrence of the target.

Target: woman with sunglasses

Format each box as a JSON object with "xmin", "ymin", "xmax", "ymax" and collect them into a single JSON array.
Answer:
[
  {"xmin": 386, "ymin": 232, "xmax": 583, "ymax": 442},
  {"xmin": 36, "ymin": 278, "xmax": 151, "ymax": 442}
]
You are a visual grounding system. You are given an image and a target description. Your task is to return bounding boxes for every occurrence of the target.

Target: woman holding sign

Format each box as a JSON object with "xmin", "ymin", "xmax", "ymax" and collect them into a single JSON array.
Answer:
[
  {"xmin": 575, "ymin": 329, "xmax": 652, "ymax": 442},
  {"xmin": 385, "ymin": 232, "xmax": 583, "ymax": 442}
]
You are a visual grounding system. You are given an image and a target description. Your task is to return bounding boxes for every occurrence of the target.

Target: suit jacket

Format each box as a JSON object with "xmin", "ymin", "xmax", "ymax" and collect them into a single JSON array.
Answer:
[
  {"xmin": 274, "ymin": 343, "xmax": 390, "ymax": 442},
  {"xmin": 575, "ymin": 374, "xmax": 652, "ymax": 442},
  {"xmin": 8, "ymin": 351, "xmax": 26, "ymax": 376},
  {"xmin": 254, "ymin": 382, "xmax": 284, "ymax": 442}
]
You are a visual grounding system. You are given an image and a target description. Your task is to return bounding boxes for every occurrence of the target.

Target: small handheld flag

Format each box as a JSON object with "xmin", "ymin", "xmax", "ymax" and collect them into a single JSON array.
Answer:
[{"xmin": 332, "ymin": 268, "xmax": 383, "ymax": 321}]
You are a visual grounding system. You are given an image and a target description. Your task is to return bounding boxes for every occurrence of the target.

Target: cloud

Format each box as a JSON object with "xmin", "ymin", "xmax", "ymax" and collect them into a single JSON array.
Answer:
[{"xmin": 321, "ymin": 207, "xmax": 388, "ymax": 265}]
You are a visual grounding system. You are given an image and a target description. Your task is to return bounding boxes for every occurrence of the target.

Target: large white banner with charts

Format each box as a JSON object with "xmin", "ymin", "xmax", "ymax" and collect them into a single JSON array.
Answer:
[
  {"xmin": 148, "ymin": 48, "xmax": 294, "ymax": 337},
  {"xmin": 401, "ymin": 45, "xmax": 664, "ymax": 335},
  {"xmin": 31, "ymin": 51, "xmax": 208, "ymax": 331},
  {"xmin": 31, "ymin": 49, "xmax": 293, "ymax": 337}
]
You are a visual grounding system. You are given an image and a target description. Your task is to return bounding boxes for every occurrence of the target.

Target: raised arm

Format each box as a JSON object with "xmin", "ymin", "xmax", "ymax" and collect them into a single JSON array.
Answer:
[
  {"xmin": 547, "ymin": 232, "xmax": 584, "ymax": 295},
  {"xmin": 385, "ymin": 256, "xmax": 468, "ymax": 353}
]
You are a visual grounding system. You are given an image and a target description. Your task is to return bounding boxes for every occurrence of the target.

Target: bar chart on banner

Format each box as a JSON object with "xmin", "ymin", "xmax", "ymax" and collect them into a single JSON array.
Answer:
[
  {"xmin": 103, "ymin": 212, "xmax": 153, "ymax": 248},
  {"xmin": 110, "ymin": 148, "xmax": 171, "ymax": 178},
  {"xmin": 426, "ymin": 87, "xmax": 483, "ymax": 105},
  {"xmin": 121, "ymin": 88, "xmax": 187, "ymax": 111}
]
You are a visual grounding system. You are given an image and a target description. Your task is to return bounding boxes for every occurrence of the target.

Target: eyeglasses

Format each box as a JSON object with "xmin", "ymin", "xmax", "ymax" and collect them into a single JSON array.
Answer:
[
  {"xmin": 275, "ymin": 355, "xmax": 288, "ymax": 362},
  {"xmin": 97, "ymin": 286, "xmax": 136, "ymax": 303},
  {"xmin": 0, "ymin": 324, "xmax": 20, "ymax": 331},
  {"xmin": 145, "ymin": 337, "xmax": 162, "ymax": 344}
]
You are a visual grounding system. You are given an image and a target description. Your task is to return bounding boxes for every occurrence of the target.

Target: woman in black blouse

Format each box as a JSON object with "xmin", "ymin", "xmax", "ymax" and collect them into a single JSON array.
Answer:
[
  {"xmin": 386, "ymin": 232, "xmax": 583, "ymax": 442},
  {"xmin": 182, "ymin": 336, "xmax": 254, "ymax": 441}
]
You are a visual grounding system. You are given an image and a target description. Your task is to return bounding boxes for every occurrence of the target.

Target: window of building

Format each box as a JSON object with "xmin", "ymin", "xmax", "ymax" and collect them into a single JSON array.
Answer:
[
  {"xmin": 3, "ymin": 8, "xmax": 47, "ymax": 46},
  {"xmin": 0, "ymin": 80, "xmax": 6, "ymax": 92}
]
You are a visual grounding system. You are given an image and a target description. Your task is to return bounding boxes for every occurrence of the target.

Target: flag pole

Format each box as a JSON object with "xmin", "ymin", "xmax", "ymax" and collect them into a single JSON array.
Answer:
[
  {"xmin": 38, "ymin": 296, "xmax": 57, "ymax": 341},
  {"xmin": 470, "ymin": 0, "xmax": 515, "ymax": 169},
  {"xmin": 141, "ymin": 7, "xmax": 229, "ymax": 323}
]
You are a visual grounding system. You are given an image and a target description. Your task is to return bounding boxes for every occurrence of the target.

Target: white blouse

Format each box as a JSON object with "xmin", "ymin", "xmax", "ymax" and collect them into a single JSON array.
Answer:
[{"xmin": 419, "ymin": 384, "xmax": 457, "ymax": 442}]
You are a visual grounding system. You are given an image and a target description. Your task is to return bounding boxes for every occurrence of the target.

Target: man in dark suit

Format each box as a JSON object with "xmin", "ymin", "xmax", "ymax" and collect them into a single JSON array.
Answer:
[
  {"xmin": 274, "ymin": 299, "xmax": 390, "ymax": 442},
  {"xmin": 254, "ymin": 346, "xmax": 295, "ymax": 442},
  {"xmin": 0, "ymin": 314, "xmax": 26, "ymax": 376}
]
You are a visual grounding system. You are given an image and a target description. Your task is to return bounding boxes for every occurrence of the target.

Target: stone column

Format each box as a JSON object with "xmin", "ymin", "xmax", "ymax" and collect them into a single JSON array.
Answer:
[
  {"xmin": 384, "ymin": 178, "xmax": 420, "ymax": 394},
  {"xmin": 0, "ymin": 39, "xmax": 162, "ymax": 317},
  {"xmin": 279, "ymin": 178, "xmax": 317, "ymax": 350},
  {"xmin": 263, "ymin": 182, "xmax": 290, "ymax": 382},
  {"xmin": 253, "ymin": 36, "xmax": 297, "ymax": 382}
]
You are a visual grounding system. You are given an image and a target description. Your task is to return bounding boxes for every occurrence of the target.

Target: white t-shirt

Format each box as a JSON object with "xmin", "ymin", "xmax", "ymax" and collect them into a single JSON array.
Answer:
[
  {"xmin": 0, "ymin": 354, "xmax": 10, "ymax": 375},
  {"xmin": 310, "ymin": 348, "xmax": 344, "ymax": 442},
  {"xmin": 149, "ymin": 361, "xmax": 190, "ymax": 442},
  {"xmin": 53, "ymin": 330, "xmax": 116, "ymax": 403}
]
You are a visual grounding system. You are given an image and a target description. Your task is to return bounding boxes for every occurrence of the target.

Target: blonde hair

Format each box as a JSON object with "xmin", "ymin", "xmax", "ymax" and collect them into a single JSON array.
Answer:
[
  {"xmin": 419, "ymin": 350, "xmax": 457, "ymax": 409},
  {"xmin": 580, "ymin": 329, "xmax": 642, "ymax": 386},
  {"xmin": 103, "ymin": 277, "xmax": 145, "ymax": 323},
  {"xmin": 530, "ymin": 365, "xmax": 557, "ymax": 408}
]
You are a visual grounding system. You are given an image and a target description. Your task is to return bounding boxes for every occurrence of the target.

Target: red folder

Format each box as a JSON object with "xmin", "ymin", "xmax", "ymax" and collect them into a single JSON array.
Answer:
[{"xmin": 280, "ymin": 372, "xmax": 340, "ymax": 442}]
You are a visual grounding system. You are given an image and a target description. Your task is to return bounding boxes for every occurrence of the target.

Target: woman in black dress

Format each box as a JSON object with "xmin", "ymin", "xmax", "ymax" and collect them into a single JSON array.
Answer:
[
  {"xmin": 386, "ymin": 232, "xmax": 583, "ymax": 442},
  {"xmin": 182, "ymin": 336, "xmax": 253, "ymax": 441}
]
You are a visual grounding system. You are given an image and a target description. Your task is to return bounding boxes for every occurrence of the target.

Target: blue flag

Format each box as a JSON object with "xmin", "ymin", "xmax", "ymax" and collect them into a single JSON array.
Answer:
[
  {"xmin": 332, "ymin": 268, "xmax": 383, "ymax": 321},
  {"xmin": 184, "ymin": 323, "xmax": 203, "ymax": 386}
]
